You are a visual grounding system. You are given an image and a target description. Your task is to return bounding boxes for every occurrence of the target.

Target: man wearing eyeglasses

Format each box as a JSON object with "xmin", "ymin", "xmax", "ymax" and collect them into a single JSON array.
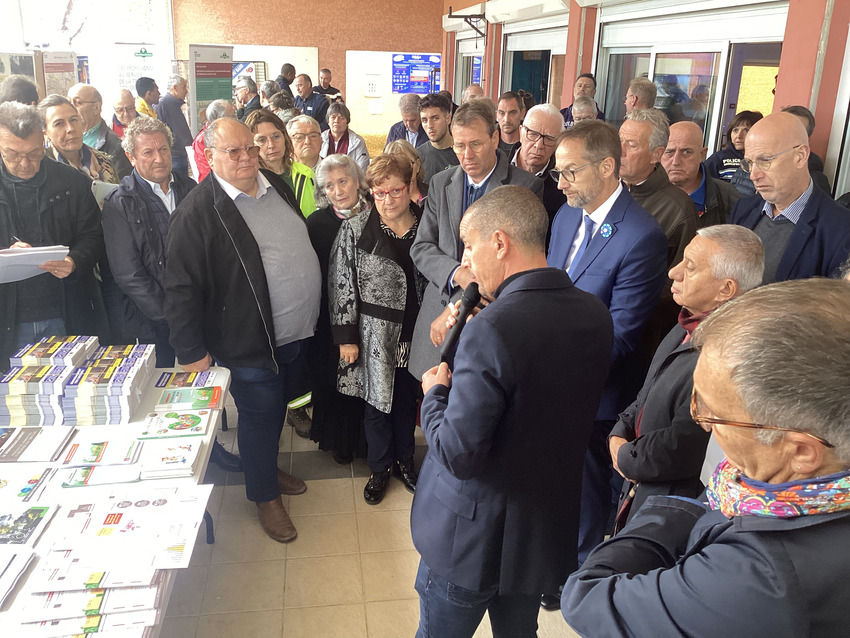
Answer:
[
  {"xmin": 607, "ymin": 225, "xmax": 763, "ymax": 534},
  {"xmin": 547, "ymin": 120, "xmax": 668, "ymax": 583},
  {"xmin": 0, "ymin": 101, "xmax": 106, "ymax": 364},
  {"xmin": 68, "ymin": 83, "xmax": 132, "ymax": 179},
  {"xmin": 164, "ymin": 117, "xmax": 321, "ymax": 544},
  {"xmin": 408, "ymin": 99, "xmax": 543, "ymax": 380},
  {"xmin": 728, "ymin": 112, "xmax": 850, "ymax": 284},
  {"xmin": 510, "ymin": 104, "xmax": 566, "ymax": 233},
  {"xmin": 112, "ymin": 89, "xmax": 137, "ymax": 139},
  {"xmin": 286, "ymin": 115, "xmax": 323, "ymax": 217}
]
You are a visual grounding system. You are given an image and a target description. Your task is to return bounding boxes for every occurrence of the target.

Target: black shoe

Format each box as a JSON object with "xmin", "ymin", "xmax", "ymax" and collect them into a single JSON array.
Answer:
[
  {"xmin": 364, "ymin": 469, "xmax": 391, "ymax": 505},
  {"xmin": 286, "ymin": 406, "xmax": 312, "ymax": 438},
  {"xmin": 210, "ymin": 438, "xmax": 243, "ymax": 472},
  {"xmin": 332, "ymin": 452, "xmax": 353, "ymax": 465},
  {"xmin": 393, "ymin": 457, "xmax": 417, "ymax": 494},
  {"xmin": 540, "ymin": 593, "xmax": 560, "ymax": 611}
]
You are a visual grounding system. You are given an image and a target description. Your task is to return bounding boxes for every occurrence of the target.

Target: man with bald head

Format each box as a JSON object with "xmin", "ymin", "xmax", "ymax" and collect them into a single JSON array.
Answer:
[
  {"xmin": 68, "ymin": 83, "xmax": 132, "ymax": 179},
  {"xmin": 462, "ymin": 84, "xmax": 484, "ymax": 103},
  {"xmin": 165, "ymin": 117, "xmax": 320, "ymax": 543},
  {"xmin": 662, "ymin": 121, "xmax": 740, "ymax": 227},
  {"xmin": 511, "ymin": 103, "xmax": 566, "ymax": 227},
  {"xmin": 729, "ymin": 112, "xmax": 850, "ymax": 284},
  {"xmin": 112, "ymin": 89, "xmax": 137, "ymax": 139}
]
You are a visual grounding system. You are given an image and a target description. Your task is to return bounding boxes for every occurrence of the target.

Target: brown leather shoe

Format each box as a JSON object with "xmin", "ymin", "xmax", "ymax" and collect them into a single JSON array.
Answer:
[
  {"xmin": 257, "ymin": 497, "xmax": 297, "ymax": 543},
  {"xmin": 277, "ymin": 469, "xmax": 307, "ymax": 495}
]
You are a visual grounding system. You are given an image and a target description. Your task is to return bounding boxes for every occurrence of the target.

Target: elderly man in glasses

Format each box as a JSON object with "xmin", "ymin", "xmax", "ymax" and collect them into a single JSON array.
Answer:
[
  {"xmin": 408, "ymin": 99, "xmax": 543, "ymax": 380},
  {"xmin": 547, "ymin": 119, "xmax": 669, "ymax": 592},
  {"xmin": 728, "ymin": 111, "xmax": 850, "ymax": 284},
  {"xmin": 608, "ymin": 224, "xmax": 763, "ymax": 534},
  {"xmin": 510, "ymin": 103, "xmax": 566, "ymax": 234},
  {"xmin": 164, "ymin": 118, "xmax": 321, "ymax": 543}
]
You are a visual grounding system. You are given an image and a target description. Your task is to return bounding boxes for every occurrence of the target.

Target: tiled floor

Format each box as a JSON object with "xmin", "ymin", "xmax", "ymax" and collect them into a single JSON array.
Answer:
[{"xmin": 160, "ymin": 402, "xmax": 581, "ymax": 638}]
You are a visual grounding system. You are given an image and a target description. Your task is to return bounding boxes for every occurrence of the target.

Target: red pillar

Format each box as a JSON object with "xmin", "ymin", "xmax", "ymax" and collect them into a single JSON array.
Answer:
[
  {"xmin": 561, "ymin": 0, "xmax": 598, "ymax": 108},
  {"xmin": 443, "ymin": 31, "xmax": 457, "ymax": 94},
  {"xmin": 774, "ymin": 0, "xmax": 850, "ymax": 156},
  {"xmin": 482, "ymin": 21, "xmax": 504, "ymax": 100}
]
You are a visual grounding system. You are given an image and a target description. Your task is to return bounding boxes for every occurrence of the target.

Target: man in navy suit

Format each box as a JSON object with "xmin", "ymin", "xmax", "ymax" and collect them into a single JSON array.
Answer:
[
  {"xmin": 384, "ymin": 93, "xmax": 428, "ymax": 149},
  {"xmin": 547, "ymin": 120, "xmax": 668, "ymax": 574},
  {"xmin": 412, "ymin": 185, "xmax": 612, "ymax": 637},
  {"xmin": 729, "ymin": 112, "xmax": 850, "ymax": 283}
]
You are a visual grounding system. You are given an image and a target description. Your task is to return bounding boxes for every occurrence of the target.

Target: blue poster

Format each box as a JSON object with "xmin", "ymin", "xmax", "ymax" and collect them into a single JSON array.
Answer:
[
  {"xmin": 472, "ymin": 57, "xmax": 482, "ymax": 86},
  {"xmin": 392, "ymin": 54, "xmax": 442, "ymax": 94}
]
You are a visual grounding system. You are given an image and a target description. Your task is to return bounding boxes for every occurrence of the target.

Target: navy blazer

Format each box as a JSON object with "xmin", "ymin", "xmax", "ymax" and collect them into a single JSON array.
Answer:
[
  {"xmin": 729, "ymin": 187, "xmax": 850, "ymax": 281},
  {"xmin": 385, "ymin": 120, "xmax": 428, "ymax": 149},
  {"xmin": 547, "ymin": 188, "xmax": 668, "ymax": 420},
  {"xmin": 411, "ymin": 268, "xmax": 612, "ymax": 595}
]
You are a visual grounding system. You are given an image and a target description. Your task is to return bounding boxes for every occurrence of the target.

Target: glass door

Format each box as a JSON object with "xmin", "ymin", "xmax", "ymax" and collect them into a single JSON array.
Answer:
[
  {"xmin": 652, "ymin": 51, "xmax": 722, "ymax": 142},
  {"xmin": 599, "ymin": 48, "xmax": 651, "ymax": 128}
]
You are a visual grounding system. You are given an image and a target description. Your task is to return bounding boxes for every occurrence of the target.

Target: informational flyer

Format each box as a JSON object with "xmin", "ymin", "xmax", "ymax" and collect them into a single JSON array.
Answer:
[
  {"xmin": 391, "ymin": 53, "xmax": 441, "ymax": 94},
  {"xmin": 188, "ymin": 44, "xmax": 234, "ymax": 134}
]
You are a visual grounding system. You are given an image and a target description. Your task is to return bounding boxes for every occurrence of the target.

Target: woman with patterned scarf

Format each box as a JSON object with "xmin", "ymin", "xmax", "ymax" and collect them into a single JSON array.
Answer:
[
  {"xmin": 38, "ymin": 95, "xmax": 117, "ymax": 185},
  {"xmin": 562, "ymin": 278, "xmax": 850, "ymax": 638}
]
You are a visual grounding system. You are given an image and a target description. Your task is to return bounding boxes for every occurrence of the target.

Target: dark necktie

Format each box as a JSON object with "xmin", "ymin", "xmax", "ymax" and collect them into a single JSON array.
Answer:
[{"xmin": 567, "ymin": 215, "xmax": 595, "ymax": 278}]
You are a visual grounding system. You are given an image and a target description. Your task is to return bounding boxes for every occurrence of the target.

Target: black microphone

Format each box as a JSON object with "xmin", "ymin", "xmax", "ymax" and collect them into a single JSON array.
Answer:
[{"xmin": 439, "ymin": 282, "xmax": 481, "ymax": 370}]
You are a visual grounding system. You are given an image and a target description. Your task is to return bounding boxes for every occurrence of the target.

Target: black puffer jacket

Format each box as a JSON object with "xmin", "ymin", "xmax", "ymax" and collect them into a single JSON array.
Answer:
[{"xmin": 101, "ymin": 170, "xmax": 196, "ymax": 340}]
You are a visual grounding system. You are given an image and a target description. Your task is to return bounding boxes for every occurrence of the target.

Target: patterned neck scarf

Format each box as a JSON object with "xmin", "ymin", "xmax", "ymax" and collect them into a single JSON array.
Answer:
[{"xmin": 707, "ymin": 458, "xmax": 850, "ymax": 518}]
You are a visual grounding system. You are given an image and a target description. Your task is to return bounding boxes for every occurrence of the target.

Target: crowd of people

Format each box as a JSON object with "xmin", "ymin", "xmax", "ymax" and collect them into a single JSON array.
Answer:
[{"xmin": 1, "ymin": 61, "xmax": 850, "ymax": 637}]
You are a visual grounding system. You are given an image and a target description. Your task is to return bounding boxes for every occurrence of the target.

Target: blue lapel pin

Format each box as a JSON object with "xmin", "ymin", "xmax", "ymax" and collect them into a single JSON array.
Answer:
[{"xmin": 600, "ymin": 223, "xmax": 614, "ymax": 238}]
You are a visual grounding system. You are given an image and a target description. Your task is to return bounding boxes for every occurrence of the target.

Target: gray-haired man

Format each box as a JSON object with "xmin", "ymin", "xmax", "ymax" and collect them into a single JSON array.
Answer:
[{"xmin": 154, "ymin": 75, "xmax": 193, "ymax": 177}]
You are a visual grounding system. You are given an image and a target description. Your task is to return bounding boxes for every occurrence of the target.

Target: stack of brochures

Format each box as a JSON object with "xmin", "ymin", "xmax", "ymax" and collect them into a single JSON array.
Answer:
[
  {"xmin": 62, "ymin": 344, "xmax": 156, "ymax": 425},
  {"xmin": 0, "ymin": 336, "xmax": 100, "ymax": 426}
]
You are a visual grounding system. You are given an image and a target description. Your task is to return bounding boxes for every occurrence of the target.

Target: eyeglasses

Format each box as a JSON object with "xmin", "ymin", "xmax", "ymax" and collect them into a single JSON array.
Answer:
[
  {"xmin": 0, "ymin": 147, "xmax": 45, "ymax": 164},
  {"xmin": 521, "ymin": 125, "xmax": 558, "ymax": 147},
  {"xmin": 550, "ymin": 159, "xmax": 603, "ymax": 183},
  {"xmin": 211, "ymin": 145, "xmax": 260, "ymax": 161},
  {"xmin": 255, "ymin": 132, "xmax": 284, "ymax": 146},
  {"xmin": 740, "ymin": 145, "xmax": 802, "ymax": 173},
  {"xmin": 372, "ymin": 187, "xmax": 407, "ymax": 200},
  {"xmin": 690, "ymin": 386, "xmax": 834, "ymax": 448},
  {"xmin": 451, "ymin": 140, "xmax": 488, "ymax": 154},
  {"xmin": 114, "ymin": 106, "xmax": 136, "ymax": 115},
  {"xmin": 72, "ymin": 98, "xmax": 100, "ymax": 106},
  {"xmin": 291, "ymin": 132, "xmax": 321, "ymax": 143}
]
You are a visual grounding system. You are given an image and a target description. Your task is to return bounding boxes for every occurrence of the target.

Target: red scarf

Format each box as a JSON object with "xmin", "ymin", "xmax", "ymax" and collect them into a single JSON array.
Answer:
[
  {"xmin": 327, "ymin": 129, "xmax": 350, "ymax": 156},
  {"xmin": 678, "ymin": 307, "xmax": 712, "ymax": 343}
]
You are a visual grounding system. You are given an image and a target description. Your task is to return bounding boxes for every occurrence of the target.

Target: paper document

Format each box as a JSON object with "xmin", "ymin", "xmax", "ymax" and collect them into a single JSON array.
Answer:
[{"xmin": 0, "ymin": 245, "xmax": 69, "ymax": 284}]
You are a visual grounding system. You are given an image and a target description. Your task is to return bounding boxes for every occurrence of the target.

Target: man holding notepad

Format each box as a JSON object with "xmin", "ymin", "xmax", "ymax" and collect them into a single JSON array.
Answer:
[{"xmin": 0, "ymin": 101, "xmax": 106, "ymax": 364}]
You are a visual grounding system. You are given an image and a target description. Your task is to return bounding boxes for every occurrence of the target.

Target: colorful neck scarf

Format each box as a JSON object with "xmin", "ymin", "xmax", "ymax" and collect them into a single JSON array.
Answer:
[
  {"xmin": 677, "ymin": 307, "xmax": 712, "ymax": 343},
  {"xmin": 707, "ymin": 458, "xmax": 850, "ymax": 518}
]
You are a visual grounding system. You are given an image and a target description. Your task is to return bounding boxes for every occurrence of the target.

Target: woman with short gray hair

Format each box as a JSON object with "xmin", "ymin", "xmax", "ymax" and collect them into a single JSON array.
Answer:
[{"xmin": 304, "ymin": 154, "xmax": 372, "ymax": 464}]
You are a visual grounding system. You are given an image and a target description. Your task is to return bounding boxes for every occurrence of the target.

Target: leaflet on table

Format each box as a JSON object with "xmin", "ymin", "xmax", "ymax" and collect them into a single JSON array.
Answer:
[
  {"xmin": 20, "ymin": 583, "xmax": 162, "ymax": 622},
  {"xmin": 18, "ymin": 607, "xmax": 158, "ymax": 638},
  {"xmin": 85, "ymin": 344, "xmax": 155, "ymax": 370},
  {"xmin": 26, "ymin": 552, "xmax": 162, "ymax": 592},
  {"xmin": 47, "ymin": 483, "xmax": 213, "ymax": 569},
  {"xmin": 61, "ymin": 437, "xmax": 143, "ymax": 467},
  {"xmin": 0, "ymin": 244, "xmax": 69, "ymax": 285},
  {"xmin": 0, "ymin": 365, "xmax": 73, "ymax": 396},
  {"xmin": 61, "ymin": 466, "xmax": 142, "ymax": 488},
  {"xmin": 0, "ymin": 502, "xmax": 57, "ymax": 547},
  {"xmin": 153, "ymin": 369, "xmax": 226, "ymax": 389},
  {"xmin": 11, "ymin": 336, "xmax": 100, "ymax": 368},
  {"xmin": 154, "ymin": 386, "xmax": 223, "ymax": 410},
  {"xmin": 0, "ymin": 546, "xmax": 36, "ymax": 606},
  {"xmin": 138, "ymin": 439, "xmax": 201, "ymax": 480},
  {"xmin": 0, "ymin": 465, "xmax": 56, "ymax": 502},
  {"xmin": 0, "ymin": 427, "xmax": 76, "ymax": 463},
  {"xmin": 138, "ymin": 409, "xmax": 212, "ymax": 440},
  {"xmin": 64, "ymin": 360, "xmax": 152, "ymax": 398}
]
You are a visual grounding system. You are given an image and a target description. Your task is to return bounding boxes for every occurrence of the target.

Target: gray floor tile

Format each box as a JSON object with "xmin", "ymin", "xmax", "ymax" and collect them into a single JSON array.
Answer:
[{"xmin": 291, "ymin": 450, "xmax": 354, "ymax": 480}]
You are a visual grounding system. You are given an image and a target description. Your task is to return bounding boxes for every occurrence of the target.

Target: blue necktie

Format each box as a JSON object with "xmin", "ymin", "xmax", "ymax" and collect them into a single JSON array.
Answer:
[{"xmin": 567, "ymin": 216, "xmax": 595, "ymax": 277}]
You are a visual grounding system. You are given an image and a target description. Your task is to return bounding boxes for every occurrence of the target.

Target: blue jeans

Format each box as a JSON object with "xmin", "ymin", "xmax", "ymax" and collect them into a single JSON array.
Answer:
[
  {"xmin": 363, "ymin": 367, "xmax": 417, "ymax": 473},
  {"xmin": 171, "ymin": 151, "xmax": 189, "ymax": 179},
  {"xmin": 414, "ymin": 560, "xmax": 539, "ymax": 638},
  {"xmin": 15, "ymin": 318, "xmax": 66, "ymax": 349},
  {"xmin": 226, "ymin": 339, "xmax": 309, "ymax": 503}
]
